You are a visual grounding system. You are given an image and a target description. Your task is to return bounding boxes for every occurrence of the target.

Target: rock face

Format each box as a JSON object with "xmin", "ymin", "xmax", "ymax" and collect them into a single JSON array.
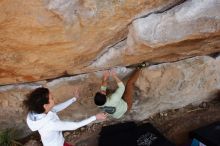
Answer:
[
  {"xmin": 132, "ymin": 56, "xmax": 220, "ymax": 120},
  {"xmin": 1, "ymin": 0, "xmax": 220, "ymax": 140},
  {"xmin": 0, "ymin": 0, "xmax": 220, "ymax": 84},
  {"xmin": 127, "ymin": 0, "xmax": 220, "ymax": 63},
  {"xmin": 0, "ymin": 0, "xmax": 180, "ymax": 84},
  {"xmin": 129, "ymin": 0, "xmax": 220, "ymax": 47},
  {"xmin": 1, "ymin": 56, "xmax": 220, "ymax": 138}
]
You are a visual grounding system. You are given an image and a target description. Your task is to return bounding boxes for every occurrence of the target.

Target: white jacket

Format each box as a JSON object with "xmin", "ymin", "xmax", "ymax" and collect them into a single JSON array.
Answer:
[{"xmin": 26, "ymin": 97, "xmax": 96, "ymax": 146}]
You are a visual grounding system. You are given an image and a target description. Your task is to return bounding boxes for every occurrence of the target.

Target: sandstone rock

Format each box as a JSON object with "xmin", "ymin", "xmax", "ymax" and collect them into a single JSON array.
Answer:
[
  {"xmin": 0, "ymin": 0, "xmax": 180, "ymax": 84},
  {"xmin": 1, "ymin": 0, "xmax": 220, "ymax": 143},
  {"xmin": 88, "ymin": 0, "xmax": 220, "ymax": 75},
  {"xmin": 129, "ymin": 56, "xmax": 220, "ymax": 120},
  {"xmin": 2, "ymin": 0, "xmax": 219, "ymax": 85},
  {"xmin": 126, "ymin": 0, "xmax": 220, "ymax": 63},
  {"xmin": 1, "ymin": 56, "xmax": 220, "ymax": 137}
]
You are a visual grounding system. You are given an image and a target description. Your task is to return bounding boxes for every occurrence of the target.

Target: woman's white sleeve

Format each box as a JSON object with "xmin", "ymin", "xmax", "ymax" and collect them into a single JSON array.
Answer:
[
  {"xmin": 49, "ymin": 116, "xmax": 96, "ymax": 131},
  {"xmin": 52, "ymin": 97, "xmax": 77, "ymax": 112}
]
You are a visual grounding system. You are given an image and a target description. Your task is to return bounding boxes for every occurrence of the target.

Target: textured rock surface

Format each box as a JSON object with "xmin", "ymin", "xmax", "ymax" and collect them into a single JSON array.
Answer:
[
  {"xmin": 1, "ymin": 0, "xmax": 220, "ymax": 140},
  {"xmin": 1, "ymin": 0, "xmax": 220, "ymax": 84},
  {"xmin": 1, "ymin": 56, "xmax": 220, "ymax": 137},
  {"xmin": 129, "ymin": 0, "xmax": 220, "ymax": 47},
  {"xmin": 126, "ymin": 0, "xmax": 220, "ymax": 63},
  {"xmin": 0, "ymin": 0, "xmax": 180, "ymax": 84},
  {"xmin": 131, "ymin": 56, "xmax": 220, "ymax": 120}
]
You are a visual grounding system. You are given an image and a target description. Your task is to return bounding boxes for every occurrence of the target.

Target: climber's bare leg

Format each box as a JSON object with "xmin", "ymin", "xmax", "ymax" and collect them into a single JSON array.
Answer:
[{"xmin": 123, "ymin": 69, "xmax": 141, "ymax": 111}]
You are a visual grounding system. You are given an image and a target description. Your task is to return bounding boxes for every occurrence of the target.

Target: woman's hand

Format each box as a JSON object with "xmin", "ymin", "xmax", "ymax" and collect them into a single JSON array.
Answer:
[
  {"xmin": 73, "ymin": 87, "xmax": 80, "ymax": 99},
  {"xmin": 95, "ymin": 112, "xmax": 108, "ymax": 120}
]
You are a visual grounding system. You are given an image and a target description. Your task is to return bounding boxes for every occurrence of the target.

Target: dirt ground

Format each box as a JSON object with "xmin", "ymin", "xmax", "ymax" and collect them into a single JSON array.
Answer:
[
  {"xmin": 23, "ymin": 99, "xmax": 220, "ymax": 146},
  {"xmin": 146, "ymin": 100, "xmax": 220, "ymax": 145}
]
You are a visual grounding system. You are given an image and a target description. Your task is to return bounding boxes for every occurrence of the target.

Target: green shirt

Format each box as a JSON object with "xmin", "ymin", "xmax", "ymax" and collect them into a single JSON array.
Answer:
[{"xmin": 101, "ymin": 82, "xmax": 127, "ymax": 119}]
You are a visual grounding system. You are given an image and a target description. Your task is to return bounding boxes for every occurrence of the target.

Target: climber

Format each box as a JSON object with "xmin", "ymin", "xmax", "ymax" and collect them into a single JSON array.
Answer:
[
  {"xmin": 23, "ymin": 87, "xmax": 107, "ymax": 146},
  {"xmin": 93, "ymin": 67, "xmax": 142, "ymax": 119}
]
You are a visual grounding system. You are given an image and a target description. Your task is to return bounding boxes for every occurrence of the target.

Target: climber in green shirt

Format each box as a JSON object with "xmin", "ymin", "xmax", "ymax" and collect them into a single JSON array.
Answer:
[{"xmin": 94, "ymin": 69, "xmax": 141, "ymax": 119}]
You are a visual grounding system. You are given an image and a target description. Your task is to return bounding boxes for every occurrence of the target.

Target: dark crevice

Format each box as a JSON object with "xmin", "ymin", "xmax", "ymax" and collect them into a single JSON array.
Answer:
[
  {"xmin": 45, "ymin": 70, "xmax": 71, "ymax": 82},
  {"xmin": 126, "ymin": 56, "xmax": 194, "ymax": 69},
  {"xmin": 44, "ymin": 51, "xmax": 220, "ymax": 84},
  {"xmin": 128, "ymin": 0, "xmax": 187, "ymax": 25},
  {"xmin": 126, "ymin": 51, "xmax": 220, "ymax": 69},
  {"xmin": 1, "ymin": 52, "xmax": 219, "ymax": 87},
  {"xmin": 86, "ymin": 37, "xmax": 127, "ymax": 67},
  {"xmin": 209, "ymin": 52, "xmax": 220, "ymax": 59}
]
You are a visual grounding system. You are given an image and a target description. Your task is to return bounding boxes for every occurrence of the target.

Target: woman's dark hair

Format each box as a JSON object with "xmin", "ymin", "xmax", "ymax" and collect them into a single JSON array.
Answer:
[
  {"xmin": 23, "ymin": 87, "xmax": 50, "ymax": 114},
  {"xmin": 94, "ymin": 92, "xmax": 106, "ymax": 106}
]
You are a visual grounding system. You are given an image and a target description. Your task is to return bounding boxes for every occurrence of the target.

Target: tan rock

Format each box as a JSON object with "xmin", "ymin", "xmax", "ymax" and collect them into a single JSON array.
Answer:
[
  {"xmin": 0, "ymin": 0, "xmax": 180, "ymax": 84},
  {"xmin": 130, "ymin": 56, "xmax": 220, "ymax": 120},
  {"xmin": 1, "ymin": 56, "xmax": 220, "ymax": 137},
  {"xmin": 126, "ymin": 0, "xmax": 220, "ymax": 64}
]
